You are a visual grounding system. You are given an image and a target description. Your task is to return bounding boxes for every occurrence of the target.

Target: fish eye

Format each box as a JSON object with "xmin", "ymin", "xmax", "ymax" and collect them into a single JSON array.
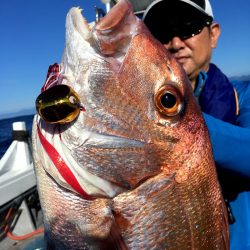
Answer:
[
  {"xmin": 160, "ymin": 92, "xmax": 177, "ymax": 109},
  {"xmin": 155, "ymin": 84, "xmax": 183, "ymax": 117}
]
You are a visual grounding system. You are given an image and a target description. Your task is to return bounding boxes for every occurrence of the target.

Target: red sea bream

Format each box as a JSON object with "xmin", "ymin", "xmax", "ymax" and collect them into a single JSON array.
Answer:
[{"xmin": 32, "ymin": 0, "xmax": 229, "ymax": 249}]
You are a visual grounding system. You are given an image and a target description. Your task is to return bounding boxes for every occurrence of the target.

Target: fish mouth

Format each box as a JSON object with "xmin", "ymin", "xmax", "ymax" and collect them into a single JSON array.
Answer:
[
  {"xmin": 66, "ymin": 3, "xmax": 141, "ymax": 59},
  {"xmin": 67, "ymin": 7, "xmax": 92, "ymax": 41}
]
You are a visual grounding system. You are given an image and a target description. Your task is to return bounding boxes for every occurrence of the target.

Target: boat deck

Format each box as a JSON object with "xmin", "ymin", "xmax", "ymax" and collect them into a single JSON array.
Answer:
[
  {"xmin": 1, "ymin": 234, "xmax": 44, "ymax": 250},
  {"xmin": 0, "ymin": 188, "xmax": 44, "ymax": 250}
]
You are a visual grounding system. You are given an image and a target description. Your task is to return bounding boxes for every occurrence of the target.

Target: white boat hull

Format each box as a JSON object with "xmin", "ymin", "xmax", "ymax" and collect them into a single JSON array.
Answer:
[{"xmin": 0, "ymin": 122, "xmax": 36, "ymax": 206}]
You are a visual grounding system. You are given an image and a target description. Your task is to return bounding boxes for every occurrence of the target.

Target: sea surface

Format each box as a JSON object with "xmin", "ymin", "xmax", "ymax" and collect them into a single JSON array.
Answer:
[{"xmin": 0, "ymin": 114, "xmax": 35, "ymax": 159}]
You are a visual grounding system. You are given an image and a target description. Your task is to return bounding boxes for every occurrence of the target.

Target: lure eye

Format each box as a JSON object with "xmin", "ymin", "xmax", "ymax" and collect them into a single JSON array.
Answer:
[
  {"xmin": 155, "ymin": 84, "xmax": 183, "ymax": 117},
  {"xmin": 69, "ymin": 95, "xmax": 77, "ymax": 104},
  {"xmin": 36, "ymin": 85, "xmax": 82, "ymax": 124}
]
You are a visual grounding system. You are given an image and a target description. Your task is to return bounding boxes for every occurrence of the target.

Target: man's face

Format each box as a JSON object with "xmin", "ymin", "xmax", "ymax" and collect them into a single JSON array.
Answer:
[
  {"xmin": 163, "ymin": 24, "xmax": 220, "ymax": 87},
  {"xmin": 143, "ymin": 2, "xmax": 220, "ymax": 87}
]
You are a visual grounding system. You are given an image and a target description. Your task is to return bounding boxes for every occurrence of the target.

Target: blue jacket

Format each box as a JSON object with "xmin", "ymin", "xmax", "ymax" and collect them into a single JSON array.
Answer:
[{"xmin": 198, "ymin": 64, "xmax": 250, "ymax": 249}]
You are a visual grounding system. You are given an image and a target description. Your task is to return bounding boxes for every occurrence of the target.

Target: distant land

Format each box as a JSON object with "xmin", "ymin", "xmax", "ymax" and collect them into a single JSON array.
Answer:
[
  {"xmin": 229, "ymin": 74, "xmax": 250, "ymax": 82},
  {"xmin": 0, "ymin": 107, "xmax": 36, "ymax": 120}
]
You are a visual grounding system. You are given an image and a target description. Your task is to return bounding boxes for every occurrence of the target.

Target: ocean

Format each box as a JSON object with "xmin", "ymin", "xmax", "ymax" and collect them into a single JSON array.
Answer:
[{"xmin": 0, "ymin": 114, "xmax": 35, "ymax": 159}]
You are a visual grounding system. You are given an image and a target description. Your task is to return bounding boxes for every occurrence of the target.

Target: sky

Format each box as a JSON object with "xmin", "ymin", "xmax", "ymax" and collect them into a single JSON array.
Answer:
[{"xmin": 0, "ymin": 0, "xmax": 250, "ymax": 115}]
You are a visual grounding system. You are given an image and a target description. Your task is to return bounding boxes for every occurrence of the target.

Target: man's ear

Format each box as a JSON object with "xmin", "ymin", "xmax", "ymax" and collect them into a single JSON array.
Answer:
[{"xmin": 210, "ymin": 23, "xmax": 221, "ymax": 48}]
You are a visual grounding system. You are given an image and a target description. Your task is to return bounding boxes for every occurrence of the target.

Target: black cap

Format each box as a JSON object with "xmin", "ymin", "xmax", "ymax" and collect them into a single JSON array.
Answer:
[
  {"xmin": 142, "ymin": 0, "xmax": 214, "ymax": 43},
  {"xmin": 143, "ymin": 0, "xmax": 214, "ymax": 22}
]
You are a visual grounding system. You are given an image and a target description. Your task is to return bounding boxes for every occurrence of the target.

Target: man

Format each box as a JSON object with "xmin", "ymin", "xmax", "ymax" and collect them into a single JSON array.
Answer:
[{"xmin": 142, "ymin": 0, "xmax": 250, "ymax": 249}]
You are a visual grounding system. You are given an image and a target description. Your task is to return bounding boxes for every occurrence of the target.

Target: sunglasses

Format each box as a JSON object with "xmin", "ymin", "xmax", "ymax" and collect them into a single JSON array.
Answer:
[
  {"xmin": 153, "ymin": 19, "xmax": 212, "ymax": 44},
  {"xmin": 36, "ymin": 85, "xmax": 84, "ymax": 124}
]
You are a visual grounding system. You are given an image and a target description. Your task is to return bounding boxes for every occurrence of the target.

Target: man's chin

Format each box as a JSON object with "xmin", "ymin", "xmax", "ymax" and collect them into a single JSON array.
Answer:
[
  {"xmin": 174, "ymin": 58, "xmax": 195, "ymax": 79},
  {"xmin": 179, "ymin": 62, "xmax": 190, "ymax": 74}
]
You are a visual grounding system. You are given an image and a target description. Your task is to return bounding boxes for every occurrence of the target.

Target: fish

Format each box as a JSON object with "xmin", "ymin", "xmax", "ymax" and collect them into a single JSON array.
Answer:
[{"xmin": 32, "ymin": 0, "xmax": 229, "ymax": 249}]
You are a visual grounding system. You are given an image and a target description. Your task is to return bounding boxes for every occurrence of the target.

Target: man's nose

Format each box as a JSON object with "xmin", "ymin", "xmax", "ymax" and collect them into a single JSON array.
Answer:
[{"xmin": 164, "ymin": 37, "xmax": 185, "ymax": 53}]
